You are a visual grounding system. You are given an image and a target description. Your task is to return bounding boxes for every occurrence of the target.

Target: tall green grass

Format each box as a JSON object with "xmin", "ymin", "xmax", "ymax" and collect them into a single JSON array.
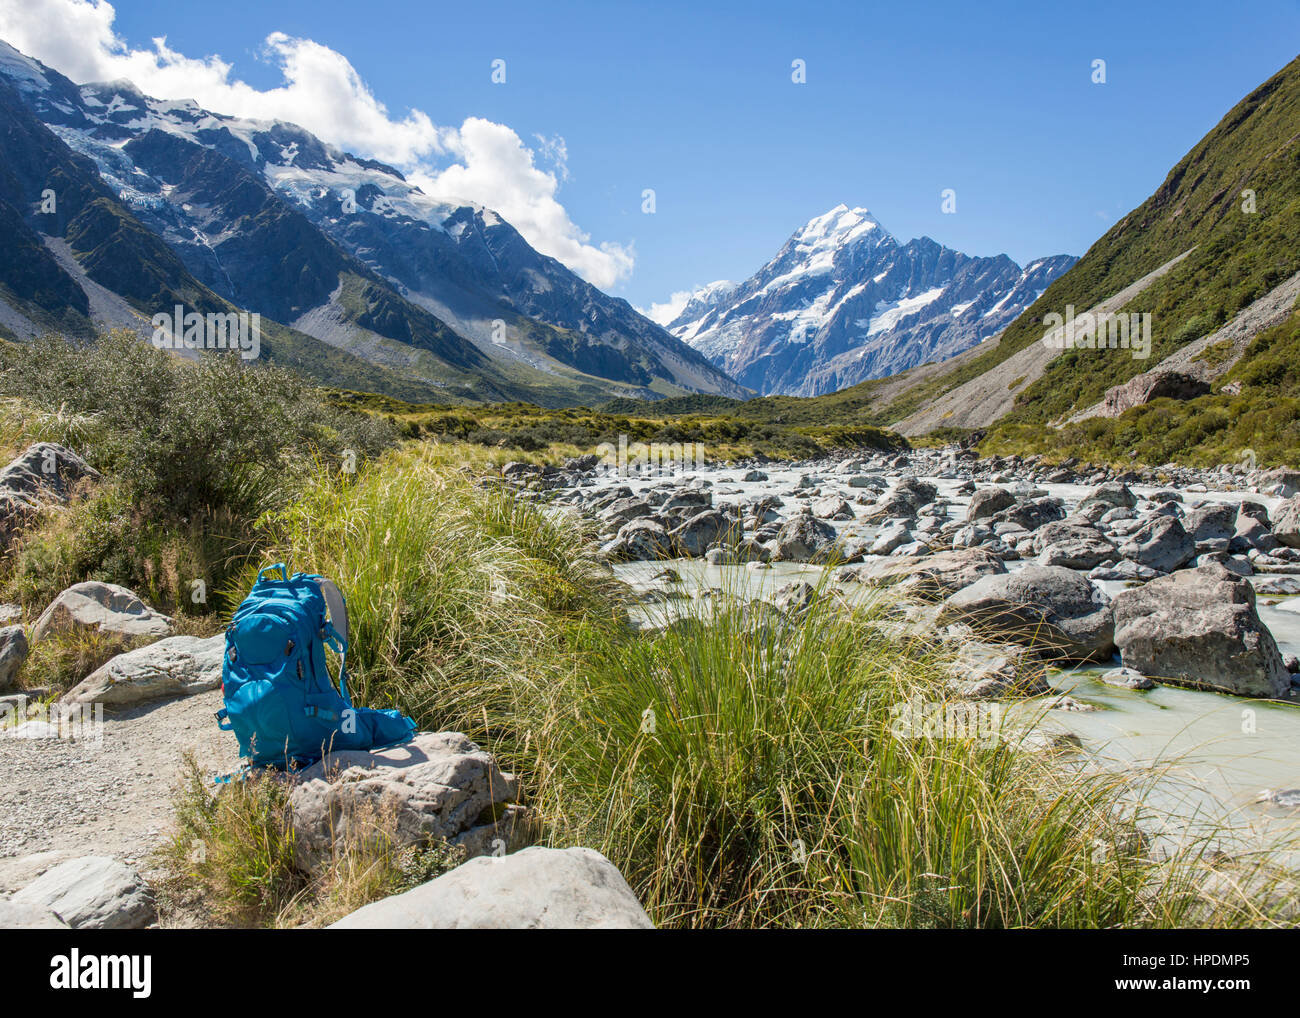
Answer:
[
  {"xmin": 225, "ymin": 445, "xmax": 628, "ymax": 715},
  {"xmin": 226, "ymin": 450, "xmax": 1284, "ymax": 928}
]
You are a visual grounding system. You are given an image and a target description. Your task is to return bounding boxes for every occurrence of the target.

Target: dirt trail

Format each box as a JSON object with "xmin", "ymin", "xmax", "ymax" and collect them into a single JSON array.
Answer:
[{"xmin": 0, "ymin": 689, "xmax": 240, "ymax": 888}]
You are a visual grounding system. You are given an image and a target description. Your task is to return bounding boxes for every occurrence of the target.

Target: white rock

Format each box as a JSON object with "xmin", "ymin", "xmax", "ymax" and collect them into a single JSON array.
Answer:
[
  {"xmin": 11, "ymin": 856, "xmax": 155, "ymax": 929},
  {"xmin": 63, "ymin": 634, "xmax": 225, "ymax": 705},
  {"xmin": 32, "ymin": 582, "xmax": 173, "ymax": 644},
  {"xmin": 329, "ymin": 846, "xmax": 653, "ymax": 929},
  {"xmin": 0, "ymin": 899, "xmax": 69, "ymax": 928}
]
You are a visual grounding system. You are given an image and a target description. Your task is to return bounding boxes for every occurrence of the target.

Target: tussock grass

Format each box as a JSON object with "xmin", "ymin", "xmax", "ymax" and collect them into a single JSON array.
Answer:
[{"xmin": 224, "ymin": 445, "xmax": 628, "ymax": 717}]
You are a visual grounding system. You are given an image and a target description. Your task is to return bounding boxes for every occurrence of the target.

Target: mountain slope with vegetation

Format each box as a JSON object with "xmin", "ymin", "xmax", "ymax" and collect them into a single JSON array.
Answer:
[{"xmin": 880, "ymin": 53, "xmax": 1300, "ymax": 462}]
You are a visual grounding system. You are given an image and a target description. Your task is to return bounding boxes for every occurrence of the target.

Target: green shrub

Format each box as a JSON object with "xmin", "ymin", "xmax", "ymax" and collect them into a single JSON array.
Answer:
[{"xmin": 0, "ymin": 330, "xmax": 396, "ymax": 522}]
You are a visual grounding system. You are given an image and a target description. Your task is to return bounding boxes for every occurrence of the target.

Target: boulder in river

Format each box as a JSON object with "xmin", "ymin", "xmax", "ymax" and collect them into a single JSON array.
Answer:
[
  {"xmin": 1118, "ymin": 516, "xmax": 1196, "ymax": 573},
  {"xmin": 966, "ymin": 486, "xmax": 1016, "ymax": 522},
  {"xmin": 1111, "ymin": 562, "xmax": 1291, "ymax": 698},
  {"xmin": 771, "ymin": 513, "xmax": 837, "ymax": 563},
  {"xmin": 844, "ymin": 547, "xmax": 1007, "ymax": 599},
  {"xmin": 1079, "ymin": 482, "xmax": 1137, "ymax": 512},
  {"xmin": 1034, "ymin": 521, "xmax": 1117, "ymax": 570},
  {"xmin": 1274, "ymin": 495, "xmax": 1300, "ymax": 549},
  {"xmin": 938, "ymin": 564, "xmax": 1116, "ymax": 663}
]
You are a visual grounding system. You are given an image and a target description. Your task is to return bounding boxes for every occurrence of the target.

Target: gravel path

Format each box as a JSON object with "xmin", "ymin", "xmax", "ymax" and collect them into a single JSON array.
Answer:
[{"xmin": 0, "ymin": 688, "xmax": 240, "ymax": 886}]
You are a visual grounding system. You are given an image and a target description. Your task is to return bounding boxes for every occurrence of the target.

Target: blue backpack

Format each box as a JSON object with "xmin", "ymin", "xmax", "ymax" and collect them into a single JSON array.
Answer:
[{"xmin": 216, "ymin": 564, "xmax": 417, "ymax": 769}]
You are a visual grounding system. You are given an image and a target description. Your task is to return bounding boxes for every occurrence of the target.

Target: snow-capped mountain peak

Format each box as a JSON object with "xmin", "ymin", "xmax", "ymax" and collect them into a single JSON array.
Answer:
[{"xmin": 662, "ymin": 204, "xmax": 1075, "ymax": 396}]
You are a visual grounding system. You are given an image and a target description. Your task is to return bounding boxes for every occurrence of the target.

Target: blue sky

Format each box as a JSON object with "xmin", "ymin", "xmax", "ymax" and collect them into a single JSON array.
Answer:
[{"xmin": 8, "ymin": 0, "xmax": 1300, "ymax": 314}]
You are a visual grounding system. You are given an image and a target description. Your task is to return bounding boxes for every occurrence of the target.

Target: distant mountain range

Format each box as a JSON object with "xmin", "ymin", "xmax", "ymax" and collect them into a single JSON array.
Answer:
[
  {"xmin": 661, "ymin": 205, "xmax": 1075, "ymax": 396},
  {"xmin": 0, "ymin": 39, "xmax": 747, "ymax": 405}
]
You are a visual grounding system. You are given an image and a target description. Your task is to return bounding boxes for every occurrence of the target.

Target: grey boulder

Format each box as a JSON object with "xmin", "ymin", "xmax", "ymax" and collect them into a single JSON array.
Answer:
[
  {"xmin": 938, "ymin": 564, "xmax": 1115, "ymax": 663},
  {"xmin": 0, "ymin": 624, "xmax": 28, "ymax": 694},
  {"xmin": 32, "ymin": 581, "xmax": 174, "ymax": 644},
  {"xmin": 62, "ymin": 634, "xmax": 225, "ymax": 705},
  {"xmin": 10, "ymin": 856, "xmax": 154, "ymax": 930},
  {"xmin": 771, "ymin": 514, "xmax": 837, "ymax": 563},
  {"xmin": 1119, "ymin": 516, "xmax": 1196, "ymax": 573},
  {"xmin": 330, "ymin": 846, "xmax": 653, "ymax": 929},
  {"xmin": 1112, "ymin": 562, "xmax": 1291, "ymax": 698},
  {"xmin": 290, "ymin": 732, "xmax": 526, "ymax": 871}
]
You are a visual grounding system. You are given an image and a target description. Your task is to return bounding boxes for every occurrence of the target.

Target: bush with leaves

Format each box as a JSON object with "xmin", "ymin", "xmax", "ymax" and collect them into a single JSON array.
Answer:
[{"xmin": 0, "ymin": 330, "xmax": 396, "ymax": 522}]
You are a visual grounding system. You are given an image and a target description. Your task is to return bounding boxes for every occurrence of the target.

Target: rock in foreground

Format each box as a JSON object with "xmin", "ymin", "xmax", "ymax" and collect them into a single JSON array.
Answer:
[
  {"xmin": 330, "ymin": 846, "xmax": 653, "ymax": 929},
  {"xmin": 10, "ymin": 856, "xmax": 155, "ymax": 930},
  {"xmin": 62, "ymin": 634, "xmax": 225, "ymax": 705},
  {"xmin": 290, "ymin": 732, "xmax": 527, "ymax": 871}
]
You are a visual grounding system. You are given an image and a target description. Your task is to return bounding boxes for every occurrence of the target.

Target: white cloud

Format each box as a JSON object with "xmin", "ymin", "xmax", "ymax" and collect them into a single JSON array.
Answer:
[
  {"xmin": 639, "ymin": 288, "xmax": 697, "ymax": 326},
  {"xmin": 0, "ymin": 0, "xmax": 633, "ymax": 288}
]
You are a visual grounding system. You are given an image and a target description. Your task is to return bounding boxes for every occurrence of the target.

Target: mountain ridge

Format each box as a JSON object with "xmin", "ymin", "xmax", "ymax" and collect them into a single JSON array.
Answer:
[
  {"xmin": 0, "ymin": 39, "xmax": 748, "ymax": 404},
  {"xmin": 662, "ymin": 203, "xmax": 1075, "ymax": 396}
]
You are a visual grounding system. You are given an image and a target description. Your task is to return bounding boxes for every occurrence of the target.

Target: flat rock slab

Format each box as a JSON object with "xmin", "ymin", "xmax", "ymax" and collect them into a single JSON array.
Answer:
[
  {"xmin": 11, "ymin": 855, "xmax": 155, "ymax": 929},
  {"xmin": 330, "ymin": 846, "xmax": 654, "ymax": 929},
  {"xmin": 63, "ymin": 634, "xmax": 225, "ymax": 705}
]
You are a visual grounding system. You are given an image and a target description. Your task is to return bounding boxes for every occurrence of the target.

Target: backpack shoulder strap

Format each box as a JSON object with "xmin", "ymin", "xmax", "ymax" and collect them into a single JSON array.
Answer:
[
  {"xmin": 315, "ymin": 577, "xmax": 348, "ymax": 644},
  {"xmin": 315, "ymin": 577, "xmax": 351, "ymax": 707}
]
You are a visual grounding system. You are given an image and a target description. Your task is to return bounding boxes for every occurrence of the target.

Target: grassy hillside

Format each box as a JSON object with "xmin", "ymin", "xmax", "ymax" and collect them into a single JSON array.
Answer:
[
  {"xmin": 874, "ymin": 54, "xmax": 1300, "ymax": 450},
  {"xmin": 327, "ymin": 391, "xmax": 907, "ymax": 461}
]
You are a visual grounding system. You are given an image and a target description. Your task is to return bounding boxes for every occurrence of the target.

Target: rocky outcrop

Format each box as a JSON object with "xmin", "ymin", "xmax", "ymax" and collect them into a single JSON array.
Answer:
[
  {"xmin": 1097, "ymin": 370, "xmax": 1210, "ymax": 418},
  {"xmin": 289, "ymin": 732, "xmax": 527, "ymax": 872},
  {"xmin": 330, "ymin": 847, "xmax": 653, "ymax": 929},
  {"xmin": 62, "ymin": 634, "xmax": 225, "ymax": 705},
  {"xmin": 1111, "ymin": 562, "xmax": 1290, "ymax": 698}
]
